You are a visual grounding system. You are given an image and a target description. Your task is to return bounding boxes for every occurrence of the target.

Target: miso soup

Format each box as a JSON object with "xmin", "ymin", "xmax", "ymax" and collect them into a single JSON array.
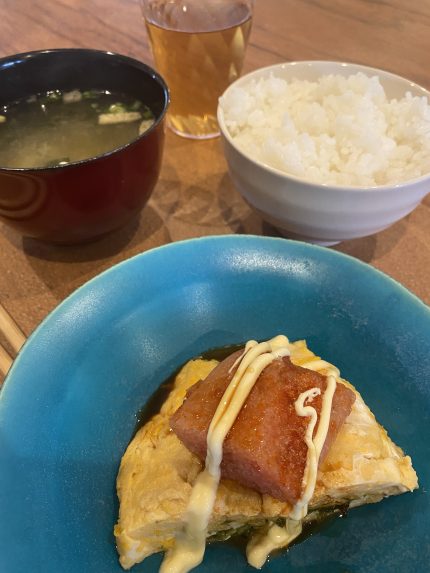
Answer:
[{"xmin": 0, "ymin": 90, "xmax": 155, "ymax": 169}]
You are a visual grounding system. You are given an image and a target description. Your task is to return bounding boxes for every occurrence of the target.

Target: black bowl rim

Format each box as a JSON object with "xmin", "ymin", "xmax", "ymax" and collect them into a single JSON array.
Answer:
[{"xmin": 0, "ymin": 48, "xmax": 170, "ymax": 173}]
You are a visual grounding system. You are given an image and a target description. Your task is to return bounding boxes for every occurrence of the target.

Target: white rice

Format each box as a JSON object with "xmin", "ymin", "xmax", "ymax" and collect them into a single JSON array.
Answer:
[{"xmin": 219, "ymin": 72, "xmax": 430, "ymax": 187}]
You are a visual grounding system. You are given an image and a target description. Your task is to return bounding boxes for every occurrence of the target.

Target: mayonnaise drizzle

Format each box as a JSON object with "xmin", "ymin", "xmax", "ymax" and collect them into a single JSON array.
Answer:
[
  {"xmin": 246, "ymin": 365, "xmax": 338, "ymax": 566},
  {"xmin": 228, "ymin": 339, "xmax": 258, "ymax": 374},
  {"xmin": 247, "ymin": 519, "xmax": 303, "ymax": 569},
  {"xmin": 161, "ymin": 335, "xmax": 291, "ymax": 573},
  {"xmin": 290, "ymin": 373, "xmax": 336, "ymax": 520}
]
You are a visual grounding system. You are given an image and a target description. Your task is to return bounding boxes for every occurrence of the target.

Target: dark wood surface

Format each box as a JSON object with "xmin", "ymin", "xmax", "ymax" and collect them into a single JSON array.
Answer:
[{"xmin": 0, "ymin": 0, "xmax": 429, "ymax": 369}]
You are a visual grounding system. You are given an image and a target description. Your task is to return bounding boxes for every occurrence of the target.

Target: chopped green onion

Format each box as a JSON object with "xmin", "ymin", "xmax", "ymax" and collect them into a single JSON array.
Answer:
[
  {"xmin": 82, "ymin": 90, "xmax": 99, "ymax": 100},
  {"xmin": 108, "ymin": 103, "xmax": 128, "ymax": 114},
  {"xmin": 38, "ymin": 90, "xmax": 62, "ymax": 105},
  {"xmin": 129, "ymin": 100, "xmax": 142, "ymax": 111}
]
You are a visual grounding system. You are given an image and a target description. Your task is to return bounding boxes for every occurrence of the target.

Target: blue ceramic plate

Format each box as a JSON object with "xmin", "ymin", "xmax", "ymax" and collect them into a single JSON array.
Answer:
[{"xmin": 1, "ymin": 236, "xmax": 429, "ymax": 573}]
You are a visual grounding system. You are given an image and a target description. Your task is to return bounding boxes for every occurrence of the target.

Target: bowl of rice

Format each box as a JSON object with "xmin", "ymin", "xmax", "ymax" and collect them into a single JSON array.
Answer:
[{"xmin": 217, "ymin": 61, "xmax": 430, "ymax": 245}]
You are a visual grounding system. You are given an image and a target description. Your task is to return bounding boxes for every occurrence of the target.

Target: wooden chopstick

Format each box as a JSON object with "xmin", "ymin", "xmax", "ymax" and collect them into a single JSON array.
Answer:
[
  {"xmin": 0, "ymin": 303, "xmax": 26, "ymax": 380},
  {"xmin": 0, "ymin": 303, "xmax": 26, "ymax": 354},
  {"xmin": 0, "ymin": 343, "xmax": 13, "ymax": 378}
]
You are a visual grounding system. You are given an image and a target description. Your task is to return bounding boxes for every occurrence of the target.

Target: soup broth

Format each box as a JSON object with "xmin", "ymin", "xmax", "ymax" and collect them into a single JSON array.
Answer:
[{"xmin": 0, "ymin": 90, "xmax": 155, "ymax": 169}]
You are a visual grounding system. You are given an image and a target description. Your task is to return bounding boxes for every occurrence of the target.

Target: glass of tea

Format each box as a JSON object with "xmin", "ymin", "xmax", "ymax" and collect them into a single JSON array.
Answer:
[{"xmin": 141, "ymin": 0, "xmax": 254, "ymax": 139}]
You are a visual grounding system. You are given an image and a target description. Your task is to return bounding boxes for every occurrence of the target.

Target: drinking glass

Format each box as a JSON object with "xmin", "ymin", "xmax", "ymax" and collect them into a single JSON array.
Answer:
[{"xmin": 141, "ymin": 0, "xmax": 255, "ymax": 139}]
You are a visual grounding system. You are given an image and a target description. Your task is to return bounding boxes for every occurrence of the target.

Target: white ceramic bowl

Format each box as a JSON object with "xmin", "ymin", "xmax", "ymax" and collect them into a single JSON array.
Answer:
[{"xmin": 217, "ymin": 61, "xmax": 430, "ymax": 245}]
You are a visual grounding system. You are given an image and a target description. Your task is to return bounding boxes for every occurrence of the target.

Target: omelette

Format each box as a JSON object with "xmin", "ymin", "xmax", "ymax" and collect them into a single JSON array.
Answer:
[{"xmin": 114, "ymin": 337, "xmax": 418, "ymax": 571}]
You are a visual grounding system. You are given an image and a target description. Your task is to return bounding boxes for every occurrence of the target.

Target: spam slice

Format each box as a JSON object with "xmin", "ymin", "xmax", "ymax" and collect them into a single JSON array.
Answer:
[{"xmin": 170, "ymin": 353, "xmax": 355, "ymax": 504}]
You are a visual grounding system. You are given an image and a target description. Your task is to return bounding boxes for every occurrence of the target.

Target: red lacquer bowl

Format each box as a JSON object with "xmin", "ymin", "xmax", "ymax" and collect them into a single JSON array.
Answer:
[{"xmin": 0, "ymin": 49, "xmax": 169, "ymax": 244}]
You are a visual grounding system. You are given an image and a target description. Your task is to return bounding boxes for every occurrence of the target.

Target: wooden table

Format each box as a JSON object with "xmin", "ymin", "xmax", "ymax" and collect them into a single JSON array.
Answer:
[{"xmin": 0, "ymin": 0, "xmax": 429, "ymax": 372}]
